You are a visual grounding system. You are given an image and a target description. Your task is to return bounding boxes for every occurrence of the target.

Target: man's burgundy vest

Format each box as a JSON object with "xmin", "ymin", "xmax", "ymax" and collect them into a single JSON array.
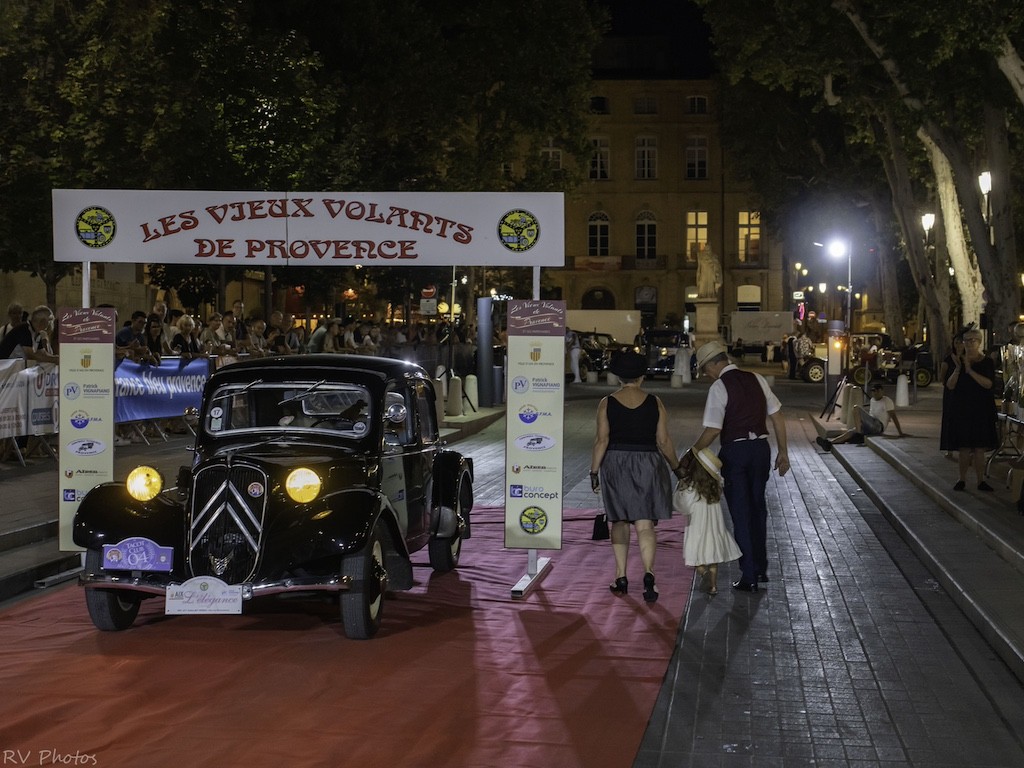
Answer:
[{"xmin": 720, "ymin": 369, "xmax": 768, "ymax": 443}]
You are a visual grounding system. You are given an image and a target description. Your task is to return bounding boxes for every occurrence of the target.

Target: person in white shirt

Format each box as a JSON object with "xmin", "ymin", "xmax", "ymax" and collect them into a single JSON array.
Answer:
[{"xmin": 817, "ymin": 382, "xmax": 905, "ymax": 450}]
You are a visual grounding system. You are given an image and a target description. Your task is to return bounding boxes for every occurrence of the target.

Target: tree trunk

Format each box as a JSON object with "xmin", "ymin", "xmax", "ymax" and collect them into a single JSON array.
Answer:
[
  {"xmin": 873, "ymin": 111, "xmax": 949, "ymax": 359},
  {"xmin": 996, "ymin": 35, "xmax": 1024, "ymax": 110},
  {"xmin": 917, "ymin": 128, "xmax": 984, "ymax": 331},
  {"xmin": 869, "ymin": 197, "xmax": 903, "ymax": 336}
]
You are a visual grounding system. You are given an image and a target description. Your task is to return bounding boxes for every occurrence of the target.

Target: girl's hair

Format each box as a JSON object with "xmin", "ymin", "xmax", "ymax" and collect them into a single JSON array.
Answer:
[{"xmin": 681, "ymin": 457, "xmax": 721, "ymax": 503}]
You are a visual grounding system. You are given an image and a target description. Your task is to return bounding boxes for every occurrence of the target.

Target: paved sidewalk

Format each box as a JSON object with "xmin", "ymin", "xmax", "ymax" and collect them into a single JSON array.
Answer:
[{"xmin": 636, "ymin": 377, "xmax": 1024, "ymax": 767}]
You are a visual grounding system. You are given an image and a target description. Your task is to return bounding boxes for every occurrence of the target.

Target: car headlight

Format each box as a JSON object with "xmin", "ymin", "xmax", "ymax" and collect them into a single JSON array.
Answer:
[
  {"xmin": 126, "ymin": 466, "xmax": 164, "ymax": 502},
  {"xmin": 286, "ymin": 467, "xmax": 322, "ymax": 503}
]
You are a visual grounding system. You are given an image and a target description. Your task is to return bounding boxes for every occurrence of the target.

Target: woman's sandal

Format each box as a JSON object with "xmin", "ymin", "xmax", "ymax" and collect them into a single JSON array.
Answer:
[
  {"xmin": 643, "ymin": 572, "xmax": 659, "ymax": 603},
  {"xmin": 609, "ymin": 576, "xmax": 628, "ymax": 596}
]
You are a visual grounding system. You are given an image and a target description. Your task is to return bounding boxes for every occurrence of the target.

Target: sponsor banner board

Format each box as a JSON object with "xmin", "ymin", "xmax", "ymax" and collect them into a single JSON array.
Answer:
[
  {"xmin": 53, "ymin": 190, "xmax": 564, "ymax": 268},
  {"xmin": 58, "ymin": 307, "xmax": 116, "ymax": 551},
  {"xmin": 504, "ymin": 300, "xmax": 565, "ymax": 550}
]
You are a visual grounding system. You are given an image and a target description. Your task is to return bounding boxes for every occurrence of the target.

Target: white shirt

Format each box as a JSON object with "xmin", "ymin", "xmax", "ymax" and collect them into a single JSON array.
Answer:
[
  {"xmin": 702, "ymin": 364, "xmax": 782, "ymax": 437},
  {"xmin": 867, "ymin": 395, "xmax": 894, "ymax": 429}
]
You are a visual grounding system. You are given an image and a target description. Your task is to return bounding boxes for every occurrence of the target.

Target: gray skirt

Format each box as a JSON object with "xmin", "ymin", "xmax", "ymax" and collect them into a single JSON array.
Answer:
[{"xmin": 599, "ymin": 449, "xmax": 673, "ymax": 522}]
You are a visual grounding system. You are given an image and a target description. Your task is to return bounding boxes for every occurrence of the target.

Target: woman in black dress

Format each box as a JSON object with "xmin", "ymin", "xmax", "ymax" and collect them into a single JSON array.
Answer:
[
  {"xmin": 938, "ymin": 335, "xmax": 964, "ymax": 457},
  {"xmin": 590, "ymin": 350, "xmax": 681, "ymax": 602},
  {"xmin": 947, "ymin": 328, "xmax": 998, "ymax": 491}
]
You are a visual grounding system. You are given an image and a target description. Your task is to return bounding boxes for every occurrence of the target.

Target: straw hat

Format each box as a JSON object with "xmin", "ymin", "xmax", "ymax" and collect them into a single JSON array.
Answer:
[
  {"xmin": 695, "ymin": 340, "xmax": 728, "ymax": 371},
  {"xmin": 694, "ymin": 447, "xmax": 723, "ymax": 484}
]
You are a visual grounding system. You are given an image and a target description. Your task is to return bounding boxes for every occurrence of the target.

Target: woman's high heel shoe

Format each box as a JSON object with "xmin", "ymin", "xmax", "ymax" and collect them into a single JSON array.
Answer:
[
  {"xmin": 643, "ymin": 571, "xmax": 658, "ymax": 603},
  {"xmin": 609, "ymin": 576, "xmax": 628, "ymax": 595}
]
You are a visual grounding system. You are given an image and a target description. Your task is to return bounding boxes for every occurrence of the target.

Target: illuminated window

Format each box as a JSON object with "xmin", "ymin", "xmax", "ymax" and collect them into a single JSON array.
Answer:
[
  {"xmin": 686, "ymin": 211, "xmax": 708, "ymax": 263},
  {"xmin": 739, "ymin": 211, "xmax": 761, "ymax": 263}
]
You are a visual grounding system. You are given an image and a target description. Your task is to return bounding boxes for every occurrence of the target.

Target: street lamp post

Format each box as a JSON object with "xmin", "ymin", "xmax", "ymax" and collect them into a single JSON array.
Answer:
[
  {"xmin": 978, "ymin": 171, "xmax": 993, "ymax": 245},
  {"xmin": 827, "ymin": 240, "xmax": 852, "ymax": 334}
]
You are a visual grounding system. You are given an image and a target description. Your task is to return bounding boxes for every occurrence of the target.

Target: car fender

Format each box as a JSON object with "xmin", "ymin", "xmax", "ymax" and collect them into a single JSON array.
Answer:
[
  {"xmin": 72, "ymin": 482, "xmax": 186, "ymax": 553},
  {"xmin": 431, "ymin": 451, "xmax": 474, "ymax": 538}
]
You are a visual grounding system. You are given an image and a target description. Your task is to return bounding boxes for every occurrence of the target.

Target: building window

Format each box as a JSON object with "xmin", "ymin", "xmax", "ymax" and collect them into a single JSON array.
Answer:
[
  {"xmin": 633, "ymin": 96, "xmax": 657, "ymax": 114},
  {"xmin": 589, "ymin": 138, "xmax": 610, "ymax": 180},
  {"xmin": 636, "ymin": 211, "xmax": 657, "ymax": 259},
  {"xmin": 686, "ymin": 136, "xmax": 708, "ymax": 180},
  {"xmin": 686, "ymin": 210, "xmax": 708, "ymax": 263},
  {"xmin": 588, "ymin": 212, "xmax": 610, "ymax": 257},
  {"xmin": 591, "ymin": 96, "xmax": 610, "ymax": 114},
  {"xmin": 540, "ymin": 138, "xmax": 561, "ymax": 170},
  {"xmin": 739, "ymin": 211, "xmax": 761, "ymax": 263},
  {"xmin": 501, "ymin": 162, "xmax": 515, "ymax": 179},
  {"xmin": 635, "ymin": 136, "xmax": 657, "ymax": 180},
  {"xmin": 687, "ymin": 95, "xmax": 708, "ymax": 114}
]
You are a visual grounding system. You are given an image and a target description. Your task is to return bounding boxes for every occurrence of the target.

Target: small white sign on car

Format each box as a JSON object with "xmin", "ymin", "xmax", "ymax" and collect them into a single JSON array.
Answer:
[{"xmin": 165, "ymin": 577, "xmax": 244, "ymax": 615}]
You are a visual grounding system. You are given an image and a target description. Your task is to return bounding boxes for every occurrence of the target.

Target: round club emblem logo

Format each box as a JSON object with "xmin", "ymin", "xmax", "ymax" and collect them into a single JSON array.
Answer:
[
  {"xmin": 519, "ymin": 505, "xmax": 548, "ymax": 535},
  {"xmin": 497, "ymin": 209, "xmax": 540, "ymax": 253},
  {"xmin": 74, "ymin": 206, "xmax": 117, "ymax": 249}
]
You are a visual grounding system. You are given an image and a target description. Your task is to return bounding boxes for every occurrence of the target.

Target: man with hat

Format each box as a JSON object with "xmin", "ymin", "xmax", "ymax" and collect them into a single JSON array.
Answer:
[
  {"xmin": 685, "ymin": 339, "xmax": 790, "ymax": 592},
  {"xmin": 816, "ymin": 382, "xmax": 904, "ymax": 451}
]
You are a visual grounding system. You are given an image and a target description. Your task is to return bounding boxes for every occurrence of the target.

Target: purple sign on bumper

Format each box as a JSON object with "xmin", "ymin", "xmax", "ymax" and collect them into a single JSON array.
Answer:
[{"xmin": 102, "ymin": 537, "xmax": 173, "ymax": 571}]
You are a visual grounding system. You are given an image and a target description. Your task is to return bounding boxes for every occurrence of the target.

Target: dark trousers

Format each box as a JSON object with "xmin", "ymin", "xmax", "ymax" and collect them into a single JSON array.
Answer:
[{"xmin": 720, "ymin": 439, "xmax": 771, "ymax": 582}]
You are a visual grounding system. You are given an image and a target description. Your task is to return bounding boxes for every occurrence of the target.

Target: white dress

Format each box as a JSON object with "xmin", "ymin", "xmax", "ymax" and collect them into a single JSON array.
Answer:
[{"xmin": 679, "ymin": 486, "xmax": 742, "ymax": 567}]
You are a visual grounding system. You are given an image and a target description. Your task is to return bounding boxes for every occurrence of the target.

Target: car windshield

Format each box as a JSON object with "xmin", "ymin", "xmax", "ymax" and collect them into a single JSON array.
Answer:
[
  {"xmin": 204, "ymin": 382, "xmax": 373, "ymax": 438},
  {"xmin": 646, "ymin": 331, "xmax": 680, "ymax": 345}
]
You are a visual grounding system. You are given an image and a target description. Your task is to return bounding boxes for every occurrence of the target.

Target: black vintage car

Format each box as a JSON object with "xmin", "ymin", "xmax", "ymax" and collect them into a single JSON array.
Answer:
[
  {"xmin": 637, "ymin": 327, "xmax": 694, "ymax": 378},
  {"xmin": 73, "ymin": 355, "xmax": 474, "ymax": 639}
]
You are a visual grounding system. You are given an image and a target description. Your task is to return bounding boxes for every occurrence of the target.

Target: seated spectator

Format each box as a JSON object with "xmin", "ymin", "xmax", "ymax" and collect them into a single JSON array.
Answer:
[
  {"xmin": 0, "ymin": 302, "xmax": 25, "ymax": 342},
  {"xmin": 219, "ymin": 312, "xmax": 242, "ymax": 352},
  {"xmin": 171, "ymin": 315, "xmax": 205, "ymax": 359},
  {"xmin": 248, "ymin": 318, "xmax": 270, "ymax": 356},
  {"xmin": 115, "ymin": 310, "xmax": 148, "ymax": 362},
  {"xmin": 138, "ymin": 313, "xmax": 165, "ymax": 365},
  {"xmin": 306, "ymin": 318, "xmax": 341, "ymax": 353},
  {"xmin": 0, "ymin": 305, "xmax": 58, "ymax": 363},
  {"xmin": 816, "ymin": 382, "xmax": 905, "ymax": 451},
  {"xmin": 200, "ymin": 313, "xmax": 231, "ymax": 355}
]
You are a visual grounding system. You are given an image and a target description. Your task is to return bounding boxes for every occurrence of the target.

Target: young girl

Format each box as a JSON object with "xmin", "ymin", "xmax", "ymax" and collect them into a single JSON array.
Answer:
[{"xmin": 677, "ymin": 448, "xmax": 741, "ymax": 596}]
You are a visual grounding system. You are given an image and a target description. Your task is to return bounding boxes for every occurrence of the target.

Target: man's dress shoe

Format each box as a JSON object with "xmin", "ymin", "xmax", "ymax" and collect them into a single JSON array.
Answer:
[{"xmin": 732, "ymin": 579, "xmax": 759, "ymax": 593}]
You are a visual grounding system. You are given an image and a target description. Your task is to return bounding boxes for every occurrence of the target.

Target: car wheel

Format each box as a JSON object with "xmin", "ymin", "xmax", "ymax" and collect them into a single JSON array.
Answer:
[
  {"xmin": 578, "ymin": 358, "xmax": 589, "ymax": 381},
  {"xmin": 915, "ymin": 367, "xmax": 933, "ymax": 387},
  {"xmin": 428, "ymin": 492, "xmax": 464, "ymax": 573},
  {"xmin": 803, "ymin": 360, "xmax": 825, "ymax": 384},
  {"xmin": 83, "ymin": 549, "xmax": 141, "ymax": 631},
  {"xmin": 340, "ymin": 523, "xmax": 388, "ymax": 639},
  {"xmin": 851, "ymin": 366, "xmax": 869, "ymax": 386}
]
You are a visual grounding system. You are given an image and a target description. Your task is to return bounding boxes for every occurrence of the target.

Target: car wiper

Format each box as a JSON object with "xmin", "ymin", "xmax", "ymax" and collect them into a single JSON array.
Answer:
[
  {"xmin": 209, "ymin": 378, "xmax": 264, "ymax": 404},
  {"xmin": 277, "ymin": 380, "xmax": 327, "ymax": 406}
]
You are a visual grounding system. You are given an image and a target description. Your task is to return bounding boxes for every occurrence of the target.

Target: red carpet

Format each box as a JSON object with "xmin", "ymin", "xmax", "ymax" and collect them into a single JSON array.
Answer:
[{"xmin": 0, "ymin": 508, "xmax": 690, "ymax": 768}]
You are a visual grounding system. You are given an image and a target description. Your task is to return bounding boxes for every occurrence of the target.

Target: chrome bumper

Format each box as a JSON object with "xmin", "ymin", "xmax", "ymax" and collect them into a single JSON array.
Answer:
[{"xmin": 80, "ymin": 573, "xmax": 352, "ymax": 599}]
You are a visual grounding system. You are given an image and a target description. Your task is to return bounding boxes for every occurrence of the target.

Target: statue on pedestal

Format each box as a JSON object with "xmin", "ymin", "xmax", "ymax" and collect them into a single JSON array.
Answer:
[{"xmin": 696, "ymin": 246, "xmax": 722, "ymax": 298}]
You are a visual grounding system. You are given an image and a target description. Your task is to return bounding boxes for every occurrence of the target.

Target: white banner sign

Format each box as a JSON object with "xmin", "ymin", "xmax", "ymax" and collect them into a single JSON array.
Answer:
[
  {"xmin": 504, "ymin": 300, "xmax": 565, "ymax": 550},
  {"xmin": 52, "ymin": 190, "xmax": 564, "ymax": 267}
]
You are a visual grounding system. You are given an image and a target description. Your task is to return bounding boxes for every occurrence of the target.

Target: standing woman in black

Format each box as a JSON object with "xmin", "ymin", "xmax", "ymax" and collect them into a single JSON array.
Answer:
[
  {"xmin": 590, "ymin": 350, "xmax": 680, "ymax": 602},
  {"xmin": 938, "ymin": 334, "xmax": 964, "ymax": 458},
  {"xmin": 947, "ymin": 328, "xmax": 998, "ymax": 491}
]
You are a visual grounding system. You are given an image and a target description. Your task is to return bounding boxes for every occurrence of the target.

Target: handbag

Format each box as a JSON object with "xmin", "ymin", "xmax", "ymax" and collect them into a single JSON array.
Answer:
[{"xmin": 592, "ymin": 512, "xmax": 609, "ymax": 540}]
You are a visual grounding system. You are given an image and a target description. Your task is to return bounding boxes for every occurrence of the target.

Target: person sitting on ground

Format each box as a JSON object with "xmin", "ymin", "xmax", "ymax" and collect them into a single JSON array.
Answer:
[{"xmin": 816, "ymin": 382, "xmax": 905, "ymax": 451}]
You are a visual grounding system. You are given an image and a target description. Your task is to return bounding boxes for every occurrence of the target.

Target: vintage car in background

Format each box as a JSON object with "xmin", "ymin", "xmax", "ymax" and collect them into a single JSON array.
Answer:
[
  {"xmin": 637, "ymin": 327, "xmax": 693, "ymax": 378},
  {"xmin": 576, "ymin": 330, "xmax": 630, "ymax": 374},
  {"xmin": 798, "ymin": 333, "xmax": 934, "ymax": 387},
  {"xmin": 73, "ymin": 355, "xmax": 474, "ymax": 639}
]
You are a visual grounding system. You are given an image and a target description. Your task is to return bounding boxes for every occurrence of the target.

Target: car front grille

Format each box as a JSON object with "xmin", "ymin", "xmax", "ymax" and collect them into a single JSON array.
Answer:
[{"xmin": 188, "ymin": 463, "xmax": 268, "ymax": 584}]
